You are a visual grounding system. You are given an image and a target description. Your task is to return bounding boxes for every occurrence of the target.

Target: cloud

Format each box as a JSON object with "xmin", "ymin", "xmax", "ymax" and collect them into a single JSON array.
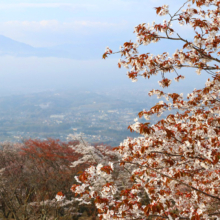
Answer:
[
  {"xmin": 0, "ymin": 1, "xmax": 161, "ymax": 11},
  {"xmin": 0, "ymin": 20, "xmax": 130, "ymax": 46},
  {"xmin": 0, "ymin": 1, "xmax": 187, "ymax": 47},
  {"xmin": 0, "ymin": 3, "xmax": 94, "ymax": 10},
  {"xmin": 0, "ymin": 1, "xmax": 185, "ymax": 13},
  {"xmin": 1, "ymin": 20, "xmax": 128, "ymax": 32}
]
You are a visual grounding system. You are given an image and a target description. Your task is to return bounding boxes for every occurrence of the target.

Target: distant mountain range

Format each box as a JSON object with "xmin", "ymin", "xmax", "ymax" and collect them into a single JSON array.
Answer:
[
  {"xmin": 0, "ymin": 35, "xmax": 107, "ymax": 59},
  {"xmin": 0, "ymin": 35, "xmax": 185, "ymax": 60}
]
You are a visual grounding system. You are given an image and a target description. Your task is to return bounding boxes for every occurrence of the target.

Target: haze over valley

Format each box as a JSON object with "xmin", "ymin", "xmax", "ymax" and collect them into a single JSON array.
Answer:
[{"xmin": 0, "ymin": 0, "xmax": 210, "ymax": 146}]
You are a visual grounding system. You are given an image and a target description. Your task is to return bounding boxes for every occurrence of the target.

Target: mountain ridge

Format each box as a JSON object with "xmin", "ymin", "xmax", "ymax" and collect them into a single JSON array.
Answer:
[{"xmin": 0, "ymin": 35, "xmax": 106, "ymax": 59}]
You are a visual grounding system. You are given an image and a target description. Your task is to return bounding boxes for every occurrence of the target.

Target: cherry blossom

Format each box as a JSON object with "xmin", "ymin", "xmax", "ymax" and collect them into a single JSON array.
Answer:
[
  {"xmin": 71, "ymin": 1, "xmax": 220, "ymax": 219},
  {"xmin": 55, "ymin": 192, "xmax": 65, "ymax": 202}
]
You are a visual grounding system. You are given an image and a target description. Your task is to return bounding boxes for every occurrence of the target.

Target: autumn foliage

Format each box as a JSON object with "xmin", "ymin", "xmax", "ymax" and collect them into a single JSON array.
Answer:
[{"xmin": 0, "ymin": 139, "xmax": 92, "ymax": 220}]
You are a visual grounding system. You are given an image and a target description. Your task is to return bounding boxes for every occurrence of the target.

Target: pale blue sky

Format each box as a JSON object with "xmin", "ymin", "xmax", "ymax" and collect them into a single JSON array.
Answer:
[
  {"xmin": 0, "ymin": 0, "xmax": 181, "ymax": 47},
  {"xmin": 0, "ymin": 0, "xmax": 209, "ymax": 95}
]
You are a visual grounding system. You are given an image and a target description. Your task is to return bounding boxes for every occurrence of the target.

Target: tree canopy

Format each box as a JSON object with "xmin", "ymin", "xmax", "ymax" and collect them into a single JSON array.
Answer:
[{"xmin": 70, "ymin": 0, "xmax": 220, "ymax": 219}]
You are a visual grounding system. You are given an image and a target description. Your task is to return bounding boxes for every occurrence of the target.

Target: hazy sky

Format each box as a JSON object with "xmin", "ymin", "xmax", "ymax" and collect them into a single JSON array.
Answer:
[
  {"xmin": 0, "ymin": 0, "xmax": 189, "ymax": 47},
  {"xmin": 0, "ymin": 0, "xmax": 210, "ymax": 96}
]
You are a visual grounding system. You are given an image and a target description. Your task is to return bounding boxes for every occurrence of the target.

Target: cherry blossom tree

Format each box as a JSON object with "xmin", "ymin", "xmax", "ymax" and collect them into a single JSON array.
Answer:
[
  {"xmin": 0, "ymin": 140, "xmax": 89, "ymax": 220},
  {"xmin": 71, "ymin": 0, "xmax": 220, "ymax": 219}
]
